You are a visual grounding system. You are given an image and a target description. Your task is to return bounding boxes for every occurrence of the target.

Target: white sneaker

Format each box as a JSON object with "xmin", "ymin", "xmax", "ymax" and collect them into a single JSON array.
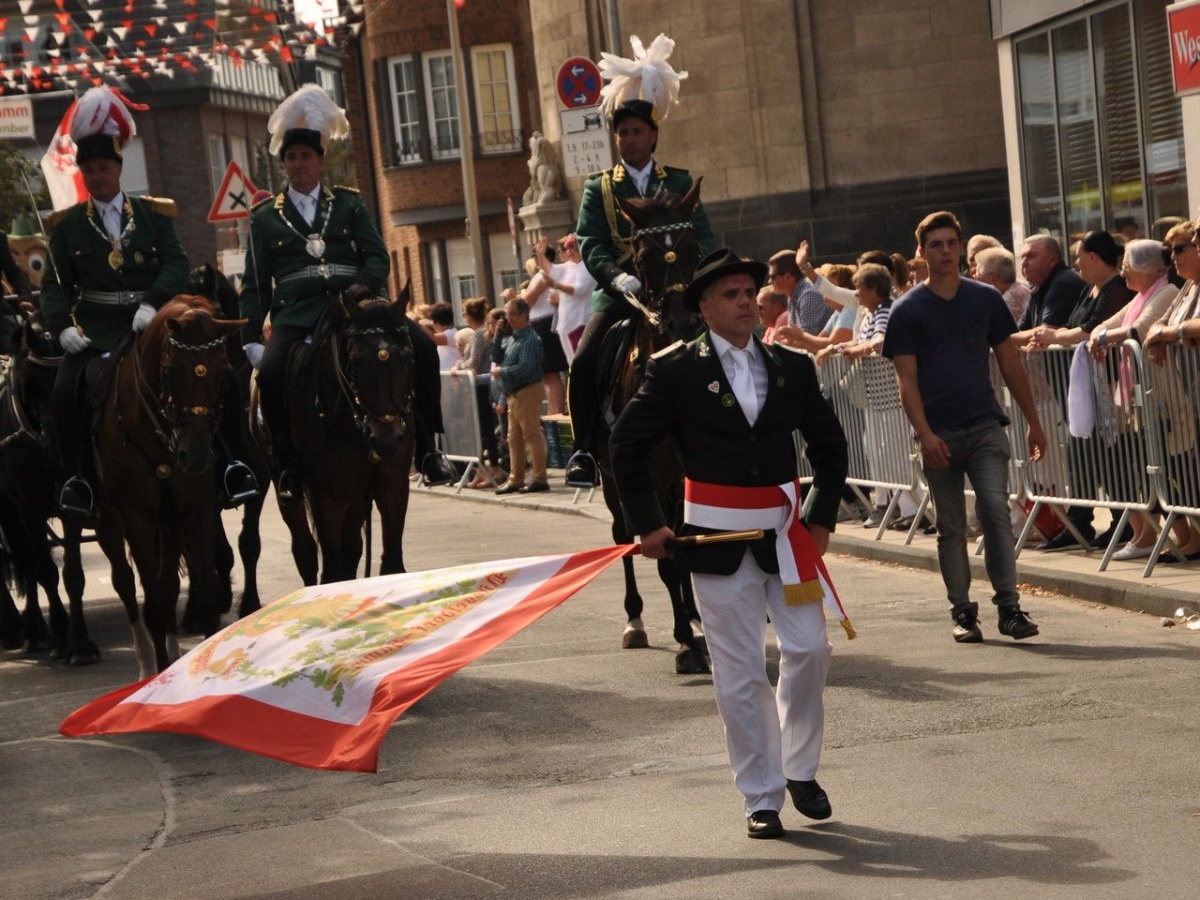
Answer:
[{"xmin": 1111, "ymin": 541, "xmax": 1154, "ymax": 561}]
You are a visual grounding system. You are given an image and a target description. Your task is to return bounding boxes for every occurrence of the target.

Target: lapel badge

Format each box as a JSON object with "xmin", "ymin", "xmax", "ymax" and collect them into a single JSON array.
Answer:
[
  {"xmin": 708, "ymin": 381, "xmax": 720, "ymax": 393},
  {"xmin": 721, "ymin": 394, "xmax": 735, "ymax": 407},
  {"xmin": 776, "ymin": 376, "xmax": 785, "ymax": 388}
]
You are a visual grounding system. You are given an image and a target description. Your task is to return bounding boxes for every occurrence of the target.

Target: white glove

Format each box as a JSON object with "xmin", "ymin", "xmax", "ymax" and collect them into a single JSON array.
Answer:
[
  {"xmin": 243, "ymin": 342, "xmax": 265, "ymax": 370},
  {"xmin": 132, "ymin": 302, "xmax": 156, "ymax": 332},
  {"xmin": 59, "ymin": 326, "xmax": 92, "ymax": 354},
  {"xmin": 612, "ymin": 273, "xmax": 642, "ymax": 296}
]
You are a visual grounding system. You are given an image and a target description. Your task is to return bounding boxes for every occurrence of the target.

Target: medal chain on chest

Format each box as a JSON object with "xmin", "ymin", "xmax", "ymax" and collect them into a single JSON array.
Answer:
[
  {"xmin": 280, "ymin": 194, "xmax": 330, "ymax": 259},
  {"xmin": 89, "ymin": 197, "xmax": 136, "ymax": 271}
]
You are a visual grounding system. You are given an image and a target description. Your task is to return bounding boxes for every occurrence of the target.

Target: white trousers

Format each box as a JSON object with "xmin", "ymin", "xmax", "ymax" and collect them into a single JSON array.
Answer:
[{"xmin": 692, "ymin": 548, "xmax": 832, "ymax": 815}]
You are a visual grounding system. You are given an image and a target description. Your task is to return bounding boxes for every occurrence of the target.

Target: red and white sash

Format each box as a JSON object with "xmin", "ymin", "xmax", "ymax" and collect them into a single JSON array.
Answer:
[{"xmin": 683, "ymin": 478, "xmax": 855, "ymax": 638}]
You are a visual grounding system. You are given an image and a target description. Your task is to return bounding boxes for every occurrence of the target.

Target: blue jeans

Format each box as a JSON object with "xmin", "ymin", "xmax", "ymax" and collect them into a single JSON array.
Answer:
[{"xmin": 921, "ymin": 420, "xmax": 1020, "ymax": 618}]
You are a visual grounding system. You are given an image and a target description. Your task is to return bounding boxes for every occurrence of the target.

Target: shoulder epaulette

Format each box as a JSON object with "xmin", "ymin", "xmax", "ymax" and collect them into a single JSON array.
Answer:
[
  {"xmin": 46, "ymin": 208, "xmax": 71, "ymax": 230},
  {"xmin": 332, "ymin": 184, "xmax": 361, "ymax": 195},
  {"xmin": 661, "ymin": 165, "xmax": 690, "ymax": 176},
  {"xmin": 251, "ymin": 193, "xmax": 279, "ymax": 211},
  {"xmin": 651, "ymin": 340, "xmax": 684, "ymax": 360},
  {"xmin": 587, "ymin": 167, "xmax": 613, "ymax": 181},
  {"xmin": 136, "ymin": 196, "xmax": 177, "ymax": 218}
]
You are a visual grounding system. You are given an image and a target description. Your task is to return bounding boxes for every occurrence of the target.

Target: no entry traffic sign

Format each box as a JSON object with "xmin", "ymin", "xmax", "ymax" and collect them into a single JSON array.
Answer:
[{"xmin": 556, "ymin": 56, "xmax": 602, "ymax": 109}]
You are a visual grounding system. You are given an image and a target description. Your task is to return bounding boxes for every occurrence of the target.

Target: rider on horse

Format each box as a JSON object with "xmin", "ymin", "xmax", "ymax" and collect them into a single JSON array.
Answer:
[
  {"xmin": 40, "ymin": 87, "xmax": 258, "ymax": 518},
  {"xmin": 567, "ymin": 91, "xmax": 714, "ymax": 487},
  {"xmin": 239, "ymin": 85, "xmax": 450, "ymax": 503}
]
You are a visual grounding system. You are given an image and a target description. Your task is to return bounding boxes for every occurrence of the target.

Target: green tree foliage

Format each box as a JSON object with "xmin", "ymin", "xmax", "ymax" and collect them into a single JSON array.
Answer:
[{"xmin": 0, "ymin": 141, "xmax": 48, "ymax": 232}]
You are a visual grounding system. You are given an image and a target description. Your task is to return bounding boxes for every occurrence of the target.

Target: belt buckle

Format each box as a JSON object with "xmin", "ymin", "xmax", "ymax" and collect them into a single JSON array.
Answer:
[{"xmin": 316, "ymin": 264, "xmax": 330, "ymax": 278}]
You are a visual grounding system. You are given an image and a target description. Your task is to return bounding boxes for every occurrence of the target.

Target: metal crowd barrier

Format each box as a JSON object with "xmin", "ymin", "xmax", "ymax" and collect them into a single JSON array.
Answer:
[
  {"xmin": 1005, "ymin": 341, "xmax": 1171, "ymax": 574},
  {"xmin": 1139, "ymin": 341, "xmax": 1200, "ymax": 573},
  {"xmin": 799, "ymin": 353, "xmax": 925, "ymax": 542},
  {"xmin": 438, "ymin": 370, "xmax": 494, "ymax": 492}
]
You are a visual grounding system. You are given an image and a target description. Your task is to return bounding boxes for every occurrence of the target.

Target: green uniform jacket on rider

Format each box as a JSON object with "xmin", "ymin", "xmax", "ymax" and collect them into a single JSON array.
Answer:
[
  {"xmin": 239, "ymin": 185, "xmax": 389, "ymax": 341},
  {"xmin": 40, "ymin": 196, "xmax": 190, "ymax": 352},
  {"xmin": 575, "ymin": 162, "xmax": 715, "ymax": 313}
]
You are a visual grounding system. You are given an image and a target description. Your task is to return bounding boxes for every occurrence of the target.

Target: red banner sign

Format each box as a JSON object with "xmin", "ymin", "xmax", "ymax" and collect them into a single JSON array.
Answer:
[{"xmin": 1168, "ymin": 0, "xmax": 1200, "ymax": 96}]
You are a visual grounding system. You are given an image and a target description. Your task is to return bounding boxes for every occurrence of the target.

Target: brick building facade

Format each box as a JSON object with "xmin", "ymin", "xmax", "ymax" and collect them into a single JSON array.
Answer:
[
  {"xmin": 343, "ymin": 0, "xmax": 537, "ymax": 311},
  {"xmin": 524, "ymin": 0, "xmax": 1011, "ymax": 263}
]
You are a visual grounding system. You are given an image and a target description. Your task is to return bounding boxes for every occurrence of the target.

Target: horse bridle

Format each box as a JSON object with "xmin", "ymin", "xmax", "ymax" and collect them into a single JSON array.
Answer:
[
  {"xmin": 329, "ymin": 300, "xmax": 415, "ymax": 440},
  {"xmin": 632, "ymin": 220, "xmax": 700, "ymax": 307},
  {"xmin": 126, "ymin": 318, "xmax": 226, "ymax": 460}
]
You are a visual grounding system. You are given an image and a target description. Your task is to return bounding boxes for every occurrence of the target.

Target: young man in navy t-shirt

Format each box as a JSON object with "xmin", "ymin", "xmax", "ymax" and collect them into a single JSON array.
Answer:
[{"xmin": 883, "ymin": 211, "xmax": 1047, "ymax": 643}]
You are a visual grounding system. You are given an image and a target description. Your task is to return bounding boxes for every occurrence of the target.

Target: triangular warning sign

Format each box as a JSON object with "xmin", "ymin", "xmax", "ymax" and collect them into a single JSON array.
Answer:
[{"xmin": 207, "ymin": 161, "xmax": 258, "ymax": 223}]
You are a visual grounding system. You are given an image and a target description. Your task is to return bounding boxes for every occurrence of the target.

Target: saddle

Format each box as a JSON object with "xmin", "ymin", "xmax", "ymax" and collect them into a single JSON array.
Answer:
[
  {"xmin": 596, "ymin": 316, "xmax": 639, "ymax": 429},
  {"xmin": 86, "ymin": 330, "xmax": 136, "ymax": 410}
]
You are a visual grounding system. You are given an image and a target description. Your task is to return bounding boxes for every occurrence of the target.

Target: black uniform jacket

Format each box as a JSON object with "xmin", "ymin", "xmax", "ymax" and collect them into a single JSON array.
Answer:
[{"xmin": 609, "ymin": 332, "xmax": 848, "ymax": 576}]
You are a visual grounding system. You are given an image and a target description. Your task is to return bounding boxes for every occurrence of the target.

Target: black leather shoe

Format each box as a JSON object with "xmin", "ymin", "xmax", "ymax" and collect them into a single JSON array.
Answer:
[
  {"xmin": 952, "ymin": 608, "xmax": 983, "ymax": 643},
  {"xmin": 59, "ymin": 476, "xmax": 94, "ymax": 518},
  {"xmin": 222, "ymin": 461, "xmax": 260, "ymax": 508},
  {"xmin": 787, "ymin": 778, "xmax": 832, "ymax": 820},
  {"xmin": 564, "ymin": 451, "xmax": 599, "ymax": 488},
  {"xmin": 746, "ymin": 809, "xmax": 785, "ymax": 839},
  {"xmin": 495, "ymin": 483, "xmax": 523, "ymax": 496},
  {"xmin": 420, "ymin": 451, "xmax": 457, "ymax": 487},
  {"xmin": 1037, "ymin": 528, "xmax": 1093, "ymax": 552},
  {"xmin": 277, "ymin": 469, "xmax": 303, "ymax": 503},
  {"xmin": 998, "ymin": 606, "xmax": 1039, "ymax": 640},
  {"xmin": 519, "ymin": 480, "xmax": 550, "ymax": 494}
]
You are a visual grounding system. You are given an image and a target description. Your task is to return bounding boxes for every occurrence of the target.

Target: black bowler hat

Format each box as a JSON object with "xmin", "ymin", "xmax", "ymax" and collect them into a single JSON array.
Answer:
[
  {"xmin": 74, "ymin": 133, "xmax": 122, "ymax": 166},
  {"xmin": 279, "ymin": 127, "xmax": 324, "ymax": 158},
  {"xmin": 683, "ymin": 248, "xmax": 769, "ymax": 311},
  {"xmin": 611, "ymin": 99, "xmax": 658, "ymax": 131}
]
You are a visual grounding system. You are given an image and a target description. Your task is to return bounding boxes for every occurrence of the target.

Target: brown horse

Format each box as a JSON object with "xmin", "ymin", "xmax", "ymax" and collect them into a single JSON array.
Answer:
[
  {"xmin": 593, "ymin": 180, "xmax": 710, "ymax": 674},
  {"xmin": 85, "ymin": 295, "xmax": 245, "ymax": 675},
  {"xmin": 254, "ymin": 288, "xmax": 417, "ymax": 585}
]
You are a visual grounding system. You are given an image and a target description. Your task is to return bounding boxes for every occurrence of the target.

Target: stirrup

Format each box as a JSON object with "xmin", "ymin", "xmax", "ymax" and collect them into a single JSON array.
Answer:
[
  {"xmin": 223, "ymin": 461, "xmax": 260, "ymax": 506},
  {"xmin": 59, "ymin": 476, "xmax": 95, "ymax": 518},
  {"xmin": 420, "ymin": 450, "xmax": 457, "ymax": 487},
  {"xmin": 564, "ymin": 451, "xmax": 599, "ymax": 488}
]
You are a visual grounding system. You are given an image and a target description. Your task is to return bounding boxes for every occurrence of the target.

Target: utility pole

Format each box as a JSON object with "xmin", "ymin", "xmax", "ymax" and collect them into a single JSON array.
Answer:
[{"xmin": 447, "ymin": 0, "xmax": 487, "ymax": 310}]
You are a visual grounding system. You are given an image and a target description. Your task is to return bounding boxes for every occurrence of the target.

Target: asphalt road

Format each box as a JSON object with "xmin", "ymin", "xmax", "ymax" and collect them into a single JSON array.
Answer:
[{"xmin": 2, "ymin": 489, "xmax": 1199, "ymax": 900}]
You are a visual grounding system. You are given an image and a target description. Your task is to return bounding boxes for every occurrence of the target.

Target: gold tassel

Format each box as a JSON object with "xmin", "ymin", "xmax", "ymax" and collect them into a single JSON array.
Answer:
[
  {"xmin": 840, "ymin": 619, "xmax": 857, "ymax": 640},
  {"xmin": 783, "ymin": 579, "xmax": 824, "ymax": 607}
]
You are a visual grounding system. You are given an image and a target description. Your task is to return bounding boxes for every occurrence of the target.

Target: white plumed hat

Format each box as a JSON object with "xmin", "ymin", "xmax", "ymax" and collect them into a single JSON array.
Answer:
[
  {"xmin": 598, "ymin": 34, "xmax": 687, "ymax": 124},
  {"xmin": 267, "ymin": 84, "xmax": 350, "ymax": 157}
]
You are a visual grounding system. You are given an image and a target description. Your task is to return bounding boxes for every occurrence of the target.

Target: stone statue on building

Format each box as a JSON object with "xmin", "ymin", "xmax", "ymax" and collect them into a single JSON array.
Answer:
[{"xmin": 522, "ymin": 131, "xmax": 562, "ymax": 206}]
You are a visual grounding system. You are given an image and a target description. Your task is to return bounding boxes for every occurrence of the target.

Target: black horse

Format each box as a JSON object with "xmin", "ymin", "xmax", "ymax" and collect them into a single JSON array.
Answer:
[
  {"xmin": 0, "ymin": 312, "xmax": 100, "ymax": 664},
  {"xmin": 593, "ymin": 180, "xmax": 710, "ymax": 674},
  {"xmin": 183, "ymin": 263, "xmax": 276, "ymax": 621}
]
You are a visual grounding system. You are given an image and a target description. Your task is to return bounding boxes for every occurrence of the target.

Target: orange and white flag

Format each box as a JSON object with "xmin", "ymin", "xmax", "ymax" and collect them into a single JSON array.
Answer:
[{"xmin": 61, "ymin": 545, "xmax": 634, "ymax": 771}]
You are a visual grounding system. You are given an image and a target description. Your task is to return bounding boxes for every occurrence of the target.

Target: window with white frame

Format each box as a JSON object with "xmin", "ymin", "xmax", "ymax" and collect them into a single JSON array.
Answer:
[
  {"xmin": 471, "ymin": 45, "xmax": 521, "ymax": 154},
  {"xmin": 424, "ymin": 52, "xmax": 461, "ymax": 159},
  {"xmin": 388, "ymin": 56, "xmax": 423, "ymax": 164},
  {"xmin": 207, "ymin": 134, "xmax": 228, "ymax": 195}
]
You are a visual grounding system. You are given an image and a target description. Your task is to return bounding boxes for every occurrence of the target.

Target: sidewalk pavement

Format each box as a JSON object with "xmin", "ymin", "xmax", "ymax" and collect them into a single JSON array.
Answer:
[{"xmin": 421, "ymin": 468, "xmax": 1200, "ymax": 621}]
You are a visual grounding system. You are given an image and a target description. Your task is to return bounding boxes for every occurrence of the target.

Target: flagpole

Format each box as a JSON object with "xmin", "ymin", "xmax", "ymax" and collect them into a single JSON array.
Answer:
[{"xmin": 447, "ymin": 0, "xmax": 487, "ymax": 314}]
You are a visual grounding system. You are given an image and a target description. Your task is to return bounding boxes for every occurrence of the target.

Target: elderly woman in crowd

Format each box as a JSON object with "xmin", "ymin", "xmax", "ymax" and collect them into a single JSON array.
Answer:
[{"xmin": 1086, "ymin": 238, "xmax": 1194, "ymax": 560}]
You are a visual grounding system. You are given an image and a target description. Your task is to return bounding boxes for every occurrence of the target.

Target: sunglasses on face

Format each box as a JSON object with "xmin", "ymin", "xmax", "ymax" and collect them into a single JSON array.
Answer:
[{"xmin": 1170, "ymin": 243, "xmax": 1192, "ymax": 256}]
